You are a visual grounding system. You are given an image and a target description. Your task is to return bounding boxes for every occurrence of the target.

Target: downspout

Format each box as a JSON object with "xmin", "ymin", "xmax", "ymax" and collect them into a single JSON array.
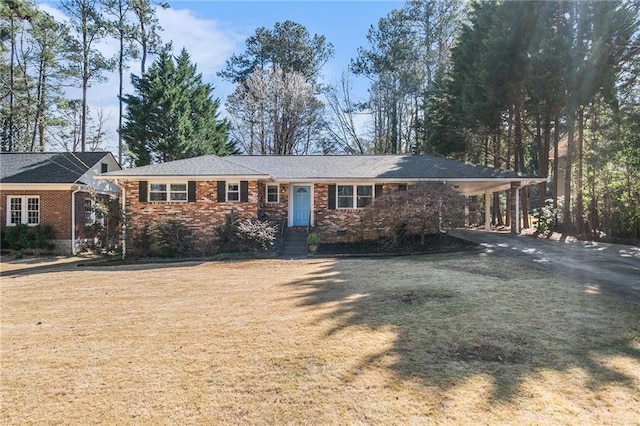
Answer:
[
  {"xmin": 116, "ymin": 179, "xmax": 126, "ymax": 260},
  {"xmin": 71, "ymin": 185, "xmax": 81, "ymax": 255}
]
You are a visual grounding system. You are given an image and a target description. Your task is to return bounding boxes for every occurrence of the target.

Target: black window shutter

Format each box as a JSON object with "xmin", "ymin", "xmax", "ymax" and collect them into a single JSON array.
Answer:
[
  {"xmin": 240, "ymin": 181, "xmax": 249, "ymax": 202},
  {"xmin": 375, "ymin": 184, "xmax": 383, "ymax": 198},
  {"xmin": 139, "ymin": 181, "xmax": 148, "ymax": 202},
  {"xmin": 328, "ymin": 184, "xmax": 336, "ymax": 210},
  {"xmin": 217, "ymin": 181, "xmax": 226, "ymax": 202},
  {"xmin": 188, "ymin": 181, "xmax": 196, "ymax": 202}
]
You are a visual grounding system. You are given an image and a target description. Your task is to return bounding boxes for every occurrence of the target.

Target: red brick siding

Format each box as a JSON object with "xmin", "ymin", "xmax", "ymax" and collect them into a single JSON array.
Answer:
[
  {"xmin": 0, "ymin": 189, "xmax": 97, "ymax": 253},
  {"xmin": 123, "ymin": 180, "xmax": 259, "ymax": 254},
  {"xmin": 2, "ymin": 190, "xmax": 74, "ymax": 238},
  {"xmin": 313, "ymin": 183, "xmax": 403, "ymax": 242},
  {"xmin": 258, "ymin": 182, "xmax": 288, "ymax": 223}
]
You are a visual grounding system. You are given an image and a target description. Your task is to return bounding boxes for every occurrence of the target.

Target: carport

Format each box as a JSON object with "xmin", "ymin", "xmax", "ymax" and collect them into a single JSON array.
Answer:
[{"xmin": 451, "ymin": 177, "xmax": 545, "ymax": 233}]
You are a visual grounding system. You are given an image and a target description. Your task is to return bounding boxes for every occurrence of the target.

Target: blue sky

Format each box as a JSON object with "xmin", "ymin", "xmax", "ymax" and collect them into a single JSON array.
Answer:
[
  {"xmin": 40, "ymin": 0, "xmax": 404, "ymax": 154},
  {"xmin": 167, "ymin": 0, "xmax": 403, "ymax": 100},
  {"xmin": 171, "ymin": 0, "xmax": 402, "ymax": 78}
]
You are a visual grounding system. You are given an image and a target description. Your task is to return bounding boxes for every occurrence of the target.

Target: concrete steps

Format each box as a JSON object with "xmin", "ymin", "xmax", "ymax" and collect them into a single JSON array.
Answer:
[{"xmin": 280, "ymin": 229, "xmax": 309, "ymax": 258}]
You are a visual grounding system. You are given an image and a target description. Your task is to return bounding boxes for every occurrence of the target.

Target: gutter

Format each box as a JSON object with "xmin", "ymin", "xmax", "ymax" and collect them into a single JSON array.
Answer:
[
  {"xmin": 71, "ymin": 185, "xmax": 81, "ymax": 255},
  {"xmin": 116, "ymin": 179, "xmax": 126, "ymax": 260}
]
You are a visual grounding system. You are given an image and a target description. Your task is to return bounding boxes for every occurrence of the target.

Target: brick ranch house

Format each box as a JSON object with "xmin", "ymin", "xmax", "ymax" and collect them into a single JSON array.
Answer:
[
  {"xmin": 0, "ymin": 152, "xmax": 121, "ymax": 254},
  {"xmin": 99, "ymin": 155, "xmax": 543, "ymax": 256}
]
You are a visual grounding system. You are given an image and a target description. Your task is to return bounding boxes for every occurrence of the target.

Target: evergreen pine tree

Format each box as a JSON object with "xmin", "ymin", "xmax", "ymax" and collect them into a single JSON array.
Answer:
[{"xmin": 121, "ymin": 47, "xmax": 235, "ymax": 166}]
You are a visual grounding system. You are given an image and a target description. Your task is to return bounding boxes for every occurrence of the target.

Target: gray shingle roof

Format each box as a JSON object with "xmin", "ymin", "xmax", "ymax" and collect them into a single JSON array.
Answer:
[
  {"xmin": 226, "ymin": 155, "xmax": 529, "ymax": 180},
  {"xmin": 102, "ymin": 154, "xmax": 536, "ymax": 181},
  {"xmin": 103, "ymin": 155, "xmax": 267, "ymax": 177},
  {"xmin": 0, "ymin": 152, "xmax": 112, "ymax": 184}
]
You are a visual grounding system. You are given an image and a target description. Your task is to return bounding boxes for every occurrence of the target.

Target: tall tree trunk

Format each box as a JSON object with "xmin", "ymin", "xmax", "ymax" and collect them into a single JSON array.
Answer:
[
  {"xmin": 506, "ymin": 108, "xmax": 513, "ymax": 227},
  {"xmin": 553, "ymin": 111, "xmax": 560, "ymax": 209},
  {"xmin": 30, "ymin": 55, "xmax": 46, "ymax": 152},
  {"xmin": 8, "ymin": 16, "xmax": 16, "ymax": 151},
  {"xmin": 391, "ymin": 99, "xmax": 398, "ymax": 154},
  {"xmin": 493, "ymin": 134, "xmax": 503, "ymax": 226},
  {"xmin": 539, "ymin": 114, "xmax": 551, "ymax": 209},
  {"xmin": 81, "ymin": 15, "xmax": 89, "ymax": 152},
  {"xmin": 514, "ymin": 98, "xmax": 529, "ymax": 229},
  {"xmin": 563, "ymin": 111, "xmax": 575, "ymax": 235},
  {"xmin": 118, "ymin": 26, "xmax": 124, "ymax": 164},
  {"xmin": 576, "ymin": 106, "xmax": 584, "ymax": 235}
]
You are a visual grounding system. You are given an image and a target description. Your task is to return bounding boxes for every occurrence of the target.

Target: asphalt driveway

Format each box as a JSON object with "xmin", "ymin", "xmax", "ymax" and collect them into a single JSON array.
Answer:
[{"xmin": 449, "ymin": 230, "xmax": 640, "ymax": 304}]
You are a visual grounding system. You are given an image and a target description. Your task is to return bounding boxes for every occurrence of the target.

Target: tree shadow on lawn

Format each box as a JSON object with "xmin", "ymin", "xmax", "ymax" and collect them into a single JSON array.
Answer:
[
  {"xmin": 0, "ymin": 258, "xmax": 218, "ymax": 277},
  {"xmin": 283, "ymin": 255, "xmax": 640, "ymax": 404}
]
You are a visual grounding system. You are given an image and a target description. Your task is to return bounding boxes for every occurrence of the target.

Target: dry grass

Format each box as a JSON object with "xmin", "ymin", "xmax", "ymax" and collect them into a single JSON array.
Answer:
[{"xmin": 1, "ymin": 255, "xmax": 639, "ymax": 425}]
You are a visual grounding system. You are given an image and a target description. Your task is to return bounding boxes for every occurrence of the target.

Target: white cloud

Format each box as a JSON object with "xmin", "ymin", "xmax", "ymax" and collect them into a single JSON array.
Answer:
[
  {"xmin": 37, "ymin": 3, "xmax": 69, "ymax": 24},
  {"xmin": 156, "ymin": 7, "xmax": 242, "ymax": 80},
  {"xmin": 36, "ymin": 3, "xmax": 244, "ymax": 159}
]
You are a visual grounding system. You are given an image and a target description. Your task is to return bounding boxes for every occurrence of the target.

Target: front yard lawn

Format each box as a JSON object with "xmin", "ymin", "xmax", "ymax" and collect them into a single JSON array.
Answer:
[{"xmin": 1, "ymin": 255, "xmax": 639, "ymax": 424}]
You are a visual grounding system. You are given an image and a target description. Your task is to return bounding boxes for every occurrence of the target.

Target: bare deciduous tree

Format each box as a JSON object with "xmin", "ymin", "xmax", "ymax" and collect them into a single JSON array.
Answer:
[
  {"xmin": 227, "ymin": 68, "xmax": 320, "ymax": 155},
  {"xmin": 323, "ymin": 72, "xmax": 370, "ymax": 154}
]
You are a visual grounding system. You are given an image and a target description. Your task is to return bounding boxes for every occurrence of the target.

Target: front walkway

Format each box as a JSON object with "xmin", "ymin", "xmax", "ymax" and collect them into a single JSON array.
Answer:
[{"xmin": 449, "ymin": 230, "xmax": 640, "ymax": 304}]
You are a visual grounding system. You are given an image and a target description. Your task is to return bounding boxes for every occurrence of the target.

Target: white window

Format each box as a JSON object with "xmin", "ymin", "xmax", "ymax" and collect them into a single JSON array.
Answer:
[
  {"xmin": 149, "ymin": 183, "xmax": 187, "ymax": 202},
  {"xmin": 337, "ymin": 185, "xmax": 374, "ymax": 209},
  {"xmin": 84, "ymin": 199, "xmax": 95, "ymax": 224},
  {"xmin": 6, "ymin": 196, "xmax": 39, "ymax": 226},
  {"xmin": 337, "ymin": 185, "xmax": 354, "ymax": 208},
  {"xmin": 266, "ymin": 184, "xmax": 279, "ymax": 203},
  {"xmin": 356, "ymin": 185, "xmax": 373, "ymax": 208},
  {"xmin": 227, "ymin": 183, "xmax": 240, "ymax": 202},
  {"xmin": 169, "ymin": 183, "xmax": 187, "ymax": 201}
]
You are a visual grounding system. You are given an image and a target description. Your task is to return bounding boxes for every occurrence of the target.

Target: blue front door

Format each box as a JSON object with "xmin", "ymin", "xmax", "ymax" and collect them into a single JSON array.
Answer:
[{"xmin": 292, "ymin": 185, "xmax": 311, "ymax": 226}]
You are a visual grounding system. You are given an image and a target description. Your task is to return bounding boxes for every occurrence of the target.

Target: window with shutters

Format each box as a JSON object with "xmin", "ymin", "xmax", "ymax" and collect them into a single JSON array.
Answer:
[
  {"xmin": 336, "ymin": 184, "xmax": 374, "ymax": 209},
  {"xmin": 6, "ymin": 196, "xmax": 39, "ymax": 225},
  {"xmin": 227, "ymin": 183, "xmax": 240, "ymax": 202},
  {"xmin": 148, "ymin": 183, "xmax": 188, "ymax": 202}
]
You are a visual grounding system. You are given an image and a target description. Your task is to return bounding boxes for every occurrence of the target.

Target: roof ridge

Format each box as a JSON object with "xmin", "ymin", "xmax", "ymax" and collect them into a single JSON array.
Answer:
[{"xmin": 222, "ymin": 155, "xmax": 274, "ymax": 177}]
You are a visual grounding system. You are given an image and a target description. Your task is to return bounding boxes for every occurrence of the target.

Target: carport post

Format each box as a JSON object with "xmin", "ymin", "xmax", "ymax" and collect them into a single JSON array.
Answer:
[
  {"xmin": 485, "ymin": 191, "xmax": 491, "ymax": 231},
  {"xmin": 510, "ymin": 182, "xmax": 521, "ymax": 234}
]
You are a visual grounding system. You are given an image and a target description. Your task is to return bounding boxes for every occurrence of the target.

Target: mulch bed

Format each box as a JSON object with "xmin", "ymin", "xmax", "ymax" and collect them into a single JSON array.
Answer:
[{"xmin": 316, "ymin": 233, "xmax": 479, "ymax": 256}]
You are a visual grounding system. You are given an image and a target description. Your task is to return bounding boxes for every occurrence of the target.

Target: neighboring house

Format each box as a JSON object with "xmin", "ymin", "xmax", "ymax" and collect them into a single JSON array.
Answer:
[
  {"xmin": 99, "ymin": 154, "xmax": 543, "ymax": 256},
  {"xmin": 0, "ymin": 152, "xmax": 121, "ymax": 254}
]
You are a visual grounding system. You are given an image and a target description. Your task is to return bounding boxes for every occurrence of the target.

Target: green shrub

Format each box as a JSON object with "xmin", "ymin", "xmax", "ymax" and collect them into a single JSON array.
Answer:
[
  {"xmin": 131, "ymin": 225, "xmax": 155, "ymax": 258},
  {"xmin": 214, "ymin": 211, "xmax": 240, "ymax": 253},
  {"xmin": 306, "ymin": 232, "xmax": 320, "ymax": 245},
  {"xmin": 156, "ymin": 221, "xmax": 193, "ymax": 258},
  {"xmin": 533, "ymin": 199, "xmax": 557, "ymax": 236},
  {"xmin": 3, "ymin": 224, "xmax": 30, "ymax": 251},
  {"xmin": 2, "ymin": 224, "xmax": 54, "ymax": 254}
]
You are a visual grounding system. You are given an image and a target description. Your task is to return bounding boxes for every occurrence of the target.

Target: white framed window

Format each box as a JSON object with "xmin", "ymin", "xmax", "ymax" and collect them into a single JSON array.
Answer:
[
  {"xmin": 6, "ymin": 196, "xmax": 40, "ymax": 226},
  {"xmin": 337, "ymin": 185, "xmax": 354, "ymax": 208},
  {"xmin": 84, "ymin": 198, "xmax": 95, "ymax": 224},
  {"xmin": 266, "ymin": 184, "xmax": 279, "ymax": 203},
  {"xmin": 227, "ymin": 183, "xmax": 240, "ymax": 202},
  {"xmin": 337, "ymin": 185, "xmax": 374, "ymax": 209},
  {"xmin": 149, "ymin": 183, "xmax": 187, "ymax": 202},
  {"xmin": 356, "ymin": 185, "xmax": 373, "ymax": 208},
  {"xmin": 169, "ymin": 183, "xmax": 187, "ymax": 201}
]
